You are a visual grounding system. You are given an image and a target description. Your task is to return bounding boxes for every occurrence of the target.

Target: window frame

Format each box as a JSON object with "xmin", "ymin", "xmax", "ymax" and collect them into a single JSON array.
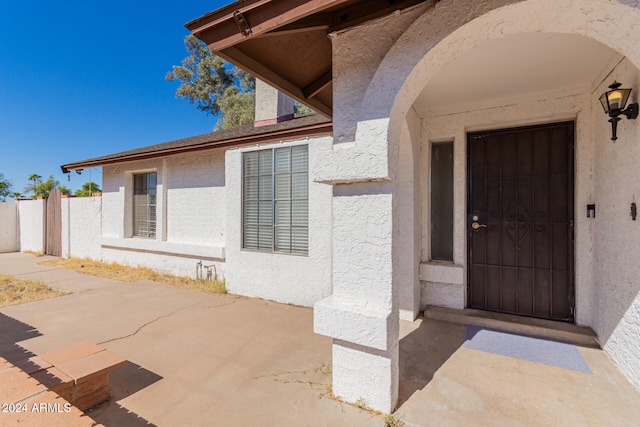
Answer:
[
  {"xmin": 242, "ymin": 144, "xmax": 309, "ymax": 255},
  {"xmin": 430, "ymin": 141, "xmax": 454, "ymax": 262},
  {"xmin": 132, "ymin": 172, "xmax": 157, "ymax": 239}
]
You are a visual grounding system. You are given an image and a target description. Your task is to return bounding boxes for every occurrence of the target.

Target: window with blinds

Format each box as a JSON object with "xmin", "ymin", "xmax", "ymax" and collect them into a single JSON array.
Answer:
[
  {"xmin": 243, "ymin": 145, "xmax": 308, "ymax": 254},
  {"xmin": 133, "ymin": 172, "xmax": 157, "ymax": 238}
]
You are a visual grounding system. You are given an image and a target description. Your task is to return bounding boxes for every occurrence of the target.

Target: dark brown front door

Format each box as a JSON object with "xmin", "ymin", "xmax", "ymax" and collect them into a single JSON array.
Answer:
[{"xmin": 467, "ymin": 122, "xmax": 574, "ymax": 322}]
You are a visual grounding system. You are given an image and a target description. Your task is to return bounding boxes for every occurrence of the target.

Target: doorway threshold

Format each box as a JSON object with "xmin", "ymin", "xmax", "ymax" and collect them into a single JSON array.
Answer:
[{"xmin": 423, "ymin": 306, "xmax": 599, "ymax": 348}]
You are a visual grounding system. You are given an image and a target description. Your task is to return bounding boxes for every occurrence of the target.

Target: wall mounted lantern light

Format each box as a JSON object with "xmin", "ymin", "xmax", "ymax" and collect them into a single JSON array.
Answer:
[{"xmin": 599, "ymin": 81, "xmax": 638, "ymax": 141}]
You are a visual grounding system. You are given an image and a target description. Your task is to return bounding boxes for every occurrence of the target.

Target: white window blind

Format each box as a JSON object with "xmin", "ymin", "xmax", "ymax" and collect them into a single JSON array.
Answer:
[
  {"xmin": 133, "ymin": 172, "xmax": 157, "ymax": 238},
  {"xmin": 243, "ymin": 145, "xmax": 308, "ymax": 254}
]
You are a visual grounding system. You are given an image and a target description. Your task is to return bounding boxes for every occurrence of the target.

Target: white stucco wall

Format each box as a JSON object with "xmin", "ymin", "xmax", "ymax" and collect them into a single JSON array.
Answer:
[
  {"xmin": 16, "ymin": 199, "xmax": 45, "ymax": 253},
  {"xmin": 330, "ymin": 3, "xmax": 429, "ymax": 145},
  {"xmin": 225, "ymin": 137, "xmax": 333, "ymax": 307},
  {"xmin": 315, "ymin": 0, "xmax": 640, "ymax": 410},
  {"xmin": 397, "ymin": 109, "xmax": 422, "ymax": 320},
  {"xmin": 165, "ymin": 150, "xmax": 226, "ymax": 247},
  {"xmin": 61, "ymin": 196, "xmax": 102, "ymax": 260},
  {"xmin": 101, "ymin": 150, "xmax": 226, "ymax": 278},
  {"xmin": 0, "ymin": 202, "xmax": 17, "ymax": 253},
  {"xmin": 591, "ymin": 58, "xmax": 640, "ymax": 390}
]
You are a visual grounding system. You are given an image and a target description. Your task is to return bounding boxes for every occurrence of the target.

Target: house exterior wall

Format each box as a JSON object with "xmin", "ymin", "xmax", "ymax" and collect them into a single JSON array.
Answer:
[
  {"xmin": 397, "ymin": 109, "xmax": 421, "ymax": 320},
  {"xmin": 16, "ymin": 199, "xmax": 45, "ymax": 253},
  {"xmin": 225, "ymin": 136, "xmax": 333, "ymax": 307},
  {"xmin": 61, "ymin": 196, "xmax": 102, "ymax": 260},
  {"xmin": 101, "ymin": 150, "xmax": 225, "ymax": 278},
  {"xmin": 315, "ymin": 0, "xmax": 640, "ymax": 412},
  {"xmin": 592, "ymin": 58, "xmax": 640, "ymax": 389},
  {"xmin": 0, "ymin": 202, "xmax": 17, "ymax": 253}
]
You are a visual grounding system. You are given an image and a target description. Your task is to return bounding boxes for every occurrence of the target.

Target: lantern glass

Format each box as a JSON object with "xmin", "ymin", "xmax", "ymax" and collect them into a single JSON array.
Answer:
[
  {"xmin": 602, "ymin": 87, "xmax": 631, "ymax": 113},
  {"xmin": 599, "ymin": 92, "xmax": 609, "ymax": 112}
]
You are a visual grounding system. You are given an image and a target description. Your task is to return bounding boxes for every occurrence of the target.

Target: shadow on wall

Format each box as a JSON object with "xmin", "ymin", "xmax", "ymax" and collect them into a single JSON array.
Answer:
[
  {"xmin": 0, "ymin": 312, "xmax": 161, "ymax": 427},
  {"xmin": 398, "ymin": 318, "xmax": 465, "ymax": 407},
  {"xmin": 597, "ymin": 284, "xmax": 640, "ymax": 346}
]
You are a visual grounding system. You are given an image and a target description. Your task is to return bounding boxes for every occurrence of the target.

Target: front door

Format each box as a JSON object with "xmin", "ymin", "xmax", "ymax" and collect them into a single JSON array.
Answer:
[{"xmin": 467, "ymin": 122, "xmax": 574, "ymax": 322}]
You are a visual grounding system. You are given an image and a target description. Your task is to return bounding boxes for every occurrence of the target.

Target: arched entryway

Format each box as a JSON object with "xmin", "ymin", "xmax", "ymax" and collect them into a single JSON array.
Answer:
[
  {"xmin": 376, "ymin": 0, "xmax": 640, "ymax": 407},
  {"xmin": 314, "ymin": 0, "xmax": 640, "ymax": 412}
]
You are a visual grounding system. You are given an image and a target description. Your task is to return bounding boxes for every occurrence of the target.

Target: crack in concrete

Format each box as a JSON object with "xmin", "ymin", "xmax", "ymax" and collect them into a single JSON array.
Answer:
[{"xmin": 98, "ymin": 298, "xmax": 238, "ymax": 345}]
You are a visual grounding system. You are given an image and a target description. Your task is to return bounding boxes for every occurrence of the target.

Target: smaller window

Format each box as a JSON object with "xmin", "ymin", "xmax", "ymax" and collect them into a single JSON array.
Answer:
[
  {"xmin": 133, "ymin": 172, "xmax": 157, "ymax": 238},
  {"xmin": 430, "ymin": 142, "xmax": 454, "ymax": 261}
]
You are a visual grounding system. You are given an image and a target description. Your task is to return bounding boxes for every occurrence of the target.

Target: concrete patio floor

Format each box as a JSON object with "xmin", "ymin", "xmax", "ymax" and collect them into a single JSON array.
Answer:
[{"xmin": 1, "ymin": 252, "xmax": 639, "ymax": 426}]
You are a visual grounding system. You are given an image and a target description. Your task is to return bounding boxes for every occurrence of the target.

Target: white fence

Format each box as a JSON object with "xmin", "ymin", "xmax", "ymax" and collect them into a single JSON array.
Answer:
[
  {"xmin": 0, "ymin": 202, "xmax": 18, "ymax": 253},
  {"xmin": 8, "ymin": 197, "xmax": 101, "ymax": 258},
  {"xmin": 62, "ymin": 196, "xmax": 102, "ymax": 260}
]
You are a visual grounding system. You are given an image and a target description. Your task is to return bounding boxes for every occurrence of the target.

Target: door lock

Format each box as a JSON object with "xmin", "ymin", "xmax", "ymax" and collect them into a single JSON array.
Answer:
[{"xmin": 471, "ymin": 222, "xmax": 487, "ymax": 230}]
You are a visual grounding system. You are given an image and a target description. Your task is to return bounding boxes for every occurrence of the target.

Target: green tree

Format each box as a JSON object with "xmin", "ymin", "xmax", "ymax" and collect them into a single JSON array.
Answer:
[
  {"xmin": 167, "ymin": 36, "xmax": 315, "ymax": 130},
  {"xmin": 24, "ymin": 174, "xmax": 42, "ymax": 198},
  {"xmin": 0, "ymin": 173, "xmax": 12, "ymax": 201},
  {"xmin": 27, "ymin": 175, "xmax": 71, "ymax": 198},
  {"xmin": 166, "ymin": 35, "xmax": 255, "ymax": 130},
  {"xmin": 74, "ymin": 181, "xmax": 101, "ymax": 197},
  {"xmin": 10, "ymin": 192, "xmax": 24, "ymax": 200}
]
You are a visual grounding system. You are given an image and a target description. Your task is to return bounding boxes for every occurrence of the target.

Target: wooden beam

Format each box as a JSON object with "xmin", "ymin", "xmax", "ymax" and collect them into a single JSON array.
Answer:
[
  {"xmin": 252, "ymin": 24, "xmax": 329, "ymax": 39},
  {"xmin": 303, "ymin": 69, "xmax": 332, "ymax": 99},
  {"xmin": 252, "ymin": 14, "xmax": 331, "ymax": 38},
  {"xmin": 219, "ymin": 47, "xmax": 333, "ymax": 117},
  {"xmin": 191, "ymin": 0, "xmax": 352, "ymax": 52},
  {"xmin": 328, "ymin": 0, "xmax": 428, "ymax": 32},
  {"xmin": 185, "ymin": 0, "xmax": 272, "ymax": 32}
]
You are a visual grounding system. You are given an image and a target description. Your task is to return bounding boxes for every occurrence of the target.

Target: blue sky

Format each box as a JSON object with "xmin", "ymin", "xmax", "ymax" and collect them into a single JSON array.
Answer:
[{"xmin": 0, "ymin": 1, "xmax": 229, "ymax": 195}]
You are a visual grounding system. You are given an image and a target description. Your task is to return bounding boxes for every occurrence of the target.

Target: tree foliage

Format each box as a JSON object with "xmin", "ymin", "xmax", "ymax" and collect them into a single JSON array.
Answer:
[
  {"xmin": 0, "ymin": 173, "xmax": 12, "ymax": 201},
  {"xmin": 24, "ymin": 174, "xmax": 42, "ymax": 198},
  {"xmin": 74, "ymin": 181, "xmax": 101, "ymax": 197},
  {"xmin": 24, "ymin": 174, "xmax": 71, "ymax": 198},
  {"xmin": 167, "ymin": 35, "xmax": 314, "ymax": 130},
  {"xmin": 166, "ymin": 35, "xmax": 256, "ymax": 130}
]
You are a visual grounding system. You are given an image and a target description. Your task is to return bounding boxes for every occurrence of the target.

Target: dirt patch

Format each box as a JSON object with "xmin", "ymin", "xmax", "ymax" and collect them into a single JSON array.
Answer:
[{"xmin": 38, "ymin": 258, "xmax": 226, "ymax": 294}]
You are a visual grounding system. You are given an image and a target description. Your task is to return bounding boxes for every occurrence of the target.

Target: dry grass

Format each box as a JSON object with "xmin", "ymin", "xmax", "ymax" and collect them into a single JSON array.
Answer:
[
  {"xmin": 0, "ymin": 274, "xmax": 69, "ymax": 308},
  {"xmin": 23, "ymin": 250, "xmax": 45, "ymax": 257},
  {"xmin": 38, "ymin": 258, "xmax": 226, "ymax": 294}
]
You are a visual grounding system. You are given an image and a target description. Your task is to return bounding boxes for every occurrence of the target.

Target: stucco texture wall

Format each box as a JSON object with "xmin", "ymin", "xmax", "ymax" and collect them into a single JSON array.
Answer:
[
  {"xmin": 101, "ymin": 150, "xmax": 226, "ymax": 278},
  {"xmin": 316, "ymin": 0, "xmax": 640, "ymax": 407},
  {"xmin": 17, "ymin": 199, "xmax": 45, "ymax": 253},
  {"xmin": 61, "ymin": 196, "xmax": 102, "ymax": 260},
  {"xmin": 591, "ymin": 58, "xmax": 640, "ymax": 389},
  {"xmin": 225, "ymin": 137, "xmax": 333, "ymax": 307}
]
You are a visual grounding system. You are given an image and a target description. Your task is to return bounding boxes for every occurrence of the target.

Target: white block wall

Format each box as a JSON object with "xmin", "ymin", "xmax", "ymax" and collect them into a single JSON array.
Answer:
[
  {"xmin": 16, "ymin": 199, "xmax": 45, "ymax": 253},
  {"xmin": 0, "ymin": 202, "xmax": 17, "ymax": 253},
  {"xmin": 61, "ymin": 196, "xmax": 102, "ymax": 260}
]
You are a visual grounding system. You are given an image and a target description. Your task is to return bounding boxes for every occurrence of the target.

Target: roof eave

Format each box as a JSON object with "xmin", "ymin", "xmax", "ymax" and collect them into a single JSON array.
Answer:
[{"xmin": 62, "ymin": 121, "xmax": 332, "ymax": 171}]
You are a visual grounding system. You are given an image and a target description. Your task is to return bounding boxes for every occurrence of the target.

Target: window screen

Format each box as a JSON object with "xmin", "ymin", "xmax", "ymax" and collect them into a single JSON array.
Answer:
[
  {"xmin": 243, "ymin": 145, "xmax": 308, "ymax": 254},
  {"xmin": 133, "ymin": 172, "xmax": 157, "ymax": 238}
]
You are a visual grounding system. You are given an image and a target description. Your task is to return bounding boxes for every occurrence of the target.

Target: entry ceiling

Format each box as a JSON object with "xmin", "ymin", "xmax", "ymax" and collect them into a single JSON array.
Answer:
[
  {"xmin": 186, "ymin": 0, "xmax": 429, "ymax": 119},
  {"xmin": 414, "ymin": 33, "xmax": 623, "ymax": 117}
]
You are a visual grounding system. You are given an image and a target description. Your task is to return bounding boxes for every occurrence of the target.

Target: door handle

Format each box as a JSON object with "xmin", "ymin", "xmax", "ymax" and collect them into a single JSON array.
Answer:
[{"xmin": 471, "ymin": 221, "xmax": 487, "ymax": 230}]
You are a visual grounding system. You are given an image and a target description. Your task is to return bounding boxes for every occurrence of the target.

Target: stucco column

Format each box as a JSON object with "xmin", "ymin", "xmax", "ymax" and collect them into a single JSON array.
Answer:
[{"xmin": 314, "ymin": 180, "xmax": 399, "ymax": 412}]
